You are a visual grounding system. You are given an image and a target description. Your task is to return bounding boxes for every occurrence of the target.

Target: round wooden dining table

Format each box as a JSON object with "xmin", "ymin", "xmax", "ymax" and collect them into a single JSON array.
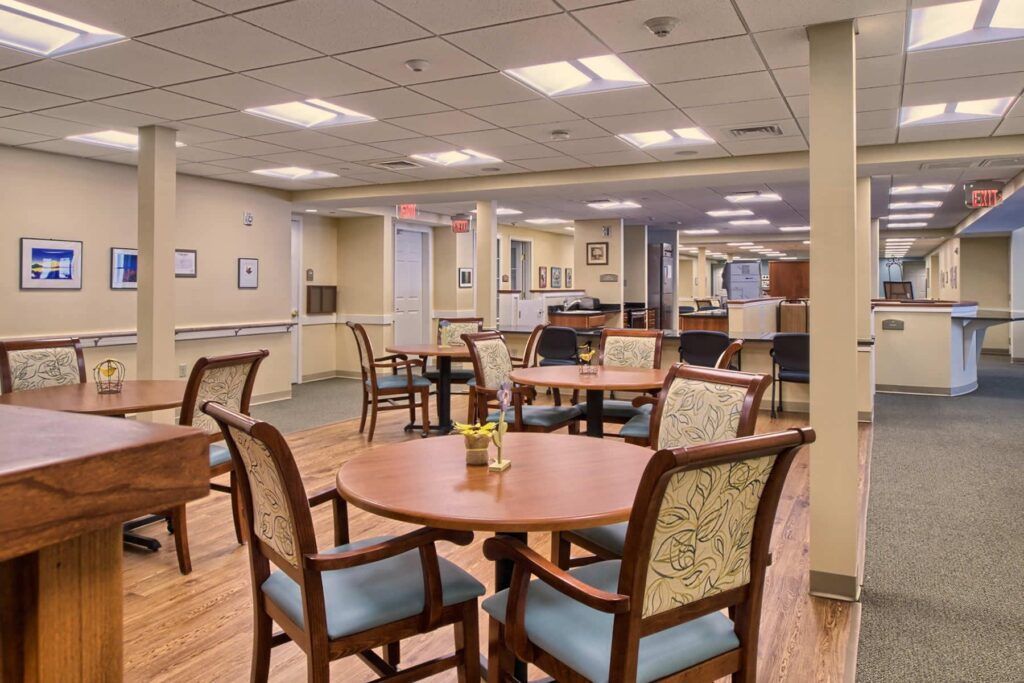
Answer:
[
  {"xmin": 336, "ymin": 432, "xmax": 651, "ymax": 682},
  {"xmin": 509, "ymin": 365, "xmax": 669, "ymax": 438},
  {"xmin": 385, "ymin": 343, "xmax": 471, "ymax": 435}
]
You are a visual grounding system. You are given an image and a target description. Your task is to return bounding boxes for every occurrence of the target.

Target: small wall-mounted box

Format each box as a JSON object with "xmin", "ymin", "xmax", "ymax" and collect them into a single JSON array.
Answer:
[{"xmin": 306, "ymin": 285, "xmax": 337, "ymax": 315}]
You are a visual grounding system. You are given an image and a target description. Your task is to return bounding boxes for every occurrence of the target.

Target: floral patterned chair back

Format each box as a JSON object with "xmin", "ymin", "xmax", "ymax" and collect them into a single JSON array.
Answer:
[
  {"xmin": 180, "ymin": 350, "xmax": 270, "ymax": 440},
  {"xmin": 599, "ymin": 329, "xmax": 664, "ymax": 369},
  {"xmin": 0, "ymin": 338, "xmax": 85, "ymax": 393},
  {"xmin": 462, "ymin": 332, "xmax": 513, "ymax": 390},
  {"xmin": 438, "ymin": 318, "xmax": 483, "ymax": 346}
]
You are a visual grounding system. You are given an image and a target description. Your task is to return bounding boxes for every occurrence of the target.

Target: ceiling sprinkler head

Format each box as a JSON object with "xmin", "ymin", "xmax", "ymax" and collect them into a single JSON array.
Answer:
[
  {"xmin": 405, "ymin": 58, "xmax": 430, "ymax": 73},
  {"xmin": 644, "ymin": 16, "xmax": 680, "ymax": 38},
  {"xmin": 550, "ymin": 129, "xmax": 571, "ymax": 141}
]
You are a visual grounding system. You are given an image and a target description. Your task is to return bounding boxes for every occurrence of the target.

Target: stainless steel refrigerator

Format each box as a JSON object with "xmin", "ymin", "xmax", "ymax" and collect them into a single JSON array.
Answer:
[{"xmin": 647, "ymin": 243, "xmax": 675, "ymax": 329}]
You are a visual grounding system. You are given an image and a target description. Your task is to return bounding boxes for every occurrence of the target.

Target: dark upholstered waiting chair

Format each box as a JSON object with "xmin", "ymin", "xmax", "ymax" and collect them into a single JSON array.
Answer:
[
  {"xmin": 484, "ymin": 427, "xmax": 815, "ymax": 683},
  {"xmin": 679, "ymin": 330, "xmax": 733, "ymax": 367},
  {"xmin": 0, "ymin": 337, "xmax": 86, "ymax": 393},
  {"xmin": 770, "ymin": 333, "xmax": 809, "ymax": 418},
  {"xmin": 535, "ymin": 325, "xmax": 581, "ymax": 405},
  {"xmin": 202, "ymin": 402, "xmax": 484, "ymax": 683},
  {"xmin": 555, "ymin": 364, "xmax": 771, "ymax": 570}
]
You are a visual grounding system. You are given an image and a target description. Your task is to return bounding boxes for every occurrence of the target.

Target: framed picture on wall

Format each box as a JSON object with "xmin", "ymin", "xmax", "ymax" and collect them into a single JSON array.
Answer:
[
  {"xmin": 565, "ymin": 268, "xmax": 572, "ymax": 288},
  {"xmin": 238, "ymin": 257, "xmax": 259, "ymax": 289},
  {"xmin": 174, "ymin": 249, "xmax": 197, "ymax": 278},
  {"xmin": 458, "ymin": 267, "xmax": 473, "ymax": 288},
  {"xmin": 586, "ymin": 241, "xmax": 608, "ymax": 266},
  {"xmin": 538, "ymin": 266, "xmax": 547, "ymax": 289},
  {"xmin": 550, "ymin": 266, "xmax": 562, "ymax": 289},
  {"xmin": 110, "ymin": 247, "xmax": 138, "ymax": 290},
  {"xmin": 20, "ymin": 238, "xmax": 82, "ymax": 290}
]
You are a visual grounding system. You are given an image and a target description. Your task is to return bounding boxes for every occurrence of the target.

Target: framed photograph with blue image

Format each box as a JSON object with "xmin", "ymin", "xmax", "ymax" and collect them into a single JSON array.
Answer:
[
  {"xmin": 110, "ymin": 247, "xmax": 138, "ymax": 290},
  {"xmin": 20, "ymin": 238, "xmax": 83, "ymax": 290}
]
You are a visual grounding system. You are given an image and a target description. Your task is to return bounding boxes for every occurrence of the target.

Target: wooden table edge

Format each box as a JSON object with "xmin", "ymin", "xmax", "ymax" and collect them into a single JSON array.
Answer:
[{"xmin": 509, "ymin": 367, "xmax": 667, "ymax": 391}]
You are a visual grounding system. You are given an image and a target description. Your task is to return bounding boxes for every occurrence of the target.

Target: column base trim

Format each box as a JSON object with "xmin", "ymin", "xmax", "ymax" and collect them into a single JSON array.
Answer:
[
  {"xmin": 858, "ymin": 410, "xmax": 873, "ymax": 422},
  {"xmin": 809, "ymin": 570, "xmax": 861, "ymax": 602},
  {"xmin": 876, "ymin": 381, "xmax": 977, "ymax": 396}
]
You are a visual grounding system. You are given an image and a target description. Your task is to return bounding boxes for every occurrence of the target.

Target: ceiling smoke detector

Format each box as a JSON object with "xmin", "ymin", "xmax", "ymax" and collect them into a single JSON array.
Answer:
[
  {"xmin": 405, "ymin": 58, "xmax": 430, "ymax": 73},
  {"xmin": 550, "ymin": 129, "xmax": 571, "ymax": 141},
  {"xmin": 643, "ymin": 16, "xmax": 680, "ymax": 38}
]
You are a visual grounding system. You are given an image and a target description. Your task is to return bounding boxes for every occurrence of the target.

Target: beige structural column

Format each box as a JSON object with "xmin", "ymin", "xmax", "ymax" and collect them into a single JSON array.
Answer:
[
  {"xmin": 475, "ymin": 200, "xmax": 498, "ymax": 327},
  {"xmin": 856, "ymin": 178, "xmax": 873, "ymax": 339},
  {"xmin": 870, "ymin": 219, "xmax": 880, "ymax": 299},
  {"xmin": 137, "ymin": 126, "xmax": 177, "ymax": 389},
  {"xmin": 808, "ymin": 20, "xmax": 863, "ymax": 601},
  {"xmin": 696, "ymin": 247, "xmax": 708, "ymax": 297}
]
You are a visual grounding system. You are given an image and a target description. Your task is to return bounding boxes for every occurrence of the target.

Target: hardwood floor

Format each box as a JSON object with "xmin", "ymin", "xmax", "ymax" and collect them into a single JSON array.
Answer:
[{"xmin": 122, "ymin": 395, "xmax": 863, "ymax": 682}]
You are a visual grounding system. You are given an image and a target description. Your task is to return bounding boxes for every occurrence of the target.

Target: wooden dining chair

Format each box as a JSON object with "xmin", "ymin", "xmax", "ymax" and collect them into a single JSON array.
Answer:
[
  {"xmin": 0, "ymin": 337, "xmax": 86, "ymax": 393},
  {"xmin": 467, "ymin": 324, "xmax": 546, "ymax": 420},
  {"xmin": 347, "ymin": 322, "xmax": 431, "ymax": 441},
  {"xmin": 424, "ymin": 317, "xmax": 483, "ymax": 384},
  {"xmin": 584, "ymin": 328, "xmax": 665, "ymax": 435},
  {"xmin": 554, "ymin": 364, "xmax": 772, "ymax": 570},
  {"xmin": 165, "ymin": 349, "xmax": 269, "ymax": 575},
  {"xmin": 484, "ymin": 427, "xmax": 815, "ymax": 683},
  {"xmin": 201, "ymin": 402, "xmax": 484, "ymax": 683},
  {"xmin": 462, "ymin": 331, "xmax": 581, "ymax": 433}
]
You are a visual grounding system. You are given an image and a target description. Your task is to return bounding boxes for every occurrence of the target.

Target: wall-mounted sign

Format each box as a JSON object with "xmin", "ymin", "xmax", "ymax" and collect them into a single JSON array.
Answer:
[
  {"xmin": 599, "ymin": 274, "xmax": 619, "ymax": 283},
  {"xmin": 398, "ymin": 203, "xmax": 417, "ymax": 219},
  {"xmin": 451, "ymin": 218, "xmax": 470, "ymax": 233},
  {"xmin": 964, "ymin": 181, "xmax": 1003, "ymax": 209}
]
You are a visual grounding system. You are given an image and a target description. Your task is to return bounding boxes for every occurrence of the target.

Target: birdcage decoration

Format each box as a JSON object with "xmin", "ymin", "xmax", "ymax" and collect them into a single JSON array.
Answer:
[{"xmin": 93, "ymin": 358, "xmax": 125, "ymax": 394}]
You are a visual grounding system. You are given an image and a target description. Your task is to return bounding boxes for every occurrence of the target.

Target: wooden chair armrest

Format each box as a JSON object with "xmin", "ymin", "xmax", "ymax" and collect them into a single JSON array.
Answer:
[
  {"xmin": 307, "ymin": 486, "xmax": 339, "ymax": 508},
  {"xmin": 307, "ymin": 486, "xmax": 350, "ymax": 547},
  {"xmin": 372, "ymin": 358, "xmax": 423, "ymax": 369},
  {"xmin": 374, "ymin": 353, "xmax": 408, "ymax": 362},
  {"xmin": 305, "ymin": 527, "xmax": 473, "ymax": 572},
  {"xmin": 631, "ymin": 395, "xmax": 658, "ymax": 408}
]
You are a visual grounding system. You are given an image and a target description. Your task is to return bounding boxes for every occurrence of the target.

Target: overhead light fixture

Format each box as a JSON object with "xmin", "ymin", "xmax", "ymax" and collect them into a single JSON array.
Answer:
[
  {"xmin": 908, "ymin": 0, "xmax": 1024, "ymax": 51},
  {"xmin": 504, "ymin": 54, "xmax": 646, "ymax": 97},
  {"xmin": 0, "ymin": 0, "xmax": 125, "ymax": 56},
  {"xmin": 900, "ymin": 97, "xmax": 1013, "ymax": 126},
  {"xmin": 708, "ymin": 209, "xmax": 754, "ymax": 217},
  {"xmin": 726, "ymin": 242, "xmax": 755, "ymax": 246},
  {"xmin": 886, "ymin": 221, "xmax": 928, "ymax": 226},
  {"xmin": 564, "ymin": 226, "xmax": 575, "ymax": 231},
  {"xmin": 251, "ymin": 167, "xmax": 338, "ymax": 180},
  {"xmin": 886, "ymin": 213, "xmax": 934, "ymax": 220},
  {"xmin": 471, "ymin": 207, "xmax": 522, "ymax": 216},
  {"xmin": 890, "ymin": 184, "xmax": 955, "ymax": 194},
  {"xmin": 410, "ymin": 149, "xmax": 502, "ymax": 167},
  {"xmin": 66, "ymin": 130, "xmax": 186, "ymax": 151},
  {"xmin": 245, "ymin": 99, "xmax": 374, "ymax": 129},
  {"xmin": 724, "ymin": 191, "xmax": 782, "ymax": 203},
  {"xmin": 885, "ymin": 237, "xmax": 917, "ymax": 242},
  {"xmin": 778, "ymin": 226, "xmax": 810, "ymax": 232},
  {"xmin": 682, "ymin": 229, "xmax": 719, "ymax": 235},
  {"xmin": 802, "ymin": 240, "xmax": 811, "ymax": 245},
  {"xmin": 304, "ymin": 209, "xmax": 318, "ymax": 213},
  {"xmin": 618, "ymin": 127, "xmax": 714, "ymax": 149},
  {"xmin": 890, "ymin": 201, "xmax": 941, "ymax": 209},
  {"xmin": 780, "ymin": 256, "xmax": 798, "ymax": 260},
  {"xmin": 729, "ymin": 219, "xmax": 770, "ymax": 225},
  {"xmin": 525, "ymin": 218, "xmax": 570, "ymax": 225},
  {"xmin": 587, "ymin": 199, "xmax": 641, "ymax": 210}
]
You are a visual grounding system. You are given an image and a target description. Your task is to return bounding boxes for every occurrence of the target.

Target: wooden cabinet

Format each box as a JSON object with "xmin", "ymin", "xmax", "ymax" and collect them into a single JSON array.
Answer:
[
  {"xmin": 767, "ymin": 261, "xmax": 809, "ymax": 299},
  {"xmin": 306, "ymin": 285, "xmax": 337, "ymax": 314}
]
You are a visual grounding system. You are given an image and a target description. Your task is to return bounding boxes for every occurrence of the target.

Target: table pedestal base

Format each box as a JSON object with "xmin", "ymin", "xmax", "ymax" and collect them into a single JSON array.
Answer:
[{"xmin": 584, "ymin": 389, "xmax": 605, "ymax": 438}]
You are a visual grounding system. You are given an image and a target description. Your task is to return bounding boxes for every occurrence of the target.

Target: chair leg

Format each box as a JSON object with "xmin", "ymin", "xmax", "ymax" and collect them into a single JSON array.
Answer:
[
  {"xmin": 567, "ymin": 420, "xmax": 579, "ymax": 435},
  {"xmin": 306, "ymin": 657, "xmax": 329, "ymax": 683},
  {"xmin": 770, "ymin": 366, "xmax": 778, "ymax": 419},
  {"xmin": 420, "ymin": 388, "xmax": 430, "ymax": 438},
  {"xmin": 384, "ymin": 642, "xmax": 400, "ymax": 667},
  {"xmin": 358, "ymin": 389, "xmax": 368, "ymax": 433},
  {"xmin": 455, "ymin": 602, "xmax": 480, "ymax": 683},
  {"xmin": 551, "ymin": 387, "xmax": 562, "ymax": 406},
  {"xmin": 408, "ymin": 388, "xmax": 417, "ymax": 424},
  {"xmin": 170, "ymin": 504, "xmax": 191, "ymax": 575},
  {"xmin": 551, "ymin": 531, "xmax": 571, "ymax": 569},
  {"xmin": 487, "ymin": 618, "xmax": 510, "ymax": 683},
  {"xmin": 367, "ymin": 399, "xmax": 378, "ymax": 442},
  {"xmin": 251, "ymin": 606, "xmax": 272, "ymax": 683}
]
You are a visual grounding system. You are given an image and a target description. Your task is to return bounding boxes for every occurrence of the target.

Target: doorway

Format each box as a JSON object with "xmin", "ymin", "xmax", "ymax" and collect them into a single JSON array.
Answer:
[
  {"xmin": 509, "ymin": 239, "xmax": 532, "ymax": 293},
  {"xmin": 290, "ymin": 217, "xmax": 302, "ymax": 384},
  {"xmin": 393, "ymin": 226, "xmax": 430, "ymax": 345}
]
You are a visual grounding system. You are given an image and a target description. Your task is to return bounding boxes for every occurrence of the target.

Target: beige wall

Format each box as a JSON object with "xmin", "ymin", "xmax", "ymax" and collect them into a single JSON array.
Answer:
[
  {"xmin": 623, "ymin": 225, "xmax": 647, "ymax": 303},
  {"xmin": 678, "ymin": 258, "xmax": 695, "ymax": 301},
  {"xmin": 300, "ymin": 214, "xmax": 339, "ymax": 380},
  {"xmin": 935, "ymin": 238, "xmax": 961, "ymax": 301},
  {"xmin": 433, "ymin": 226, "xmax": 474, "ymax": 314},
  {"xmin": 336, "ymin": 215, "xmax": 392, "ymax": 375},
  {"xmin": 573, "ymin": 218, "xmax": 623, "ymax": 307},
  {"xmin": 960, "ymin": 236, "xmax": 1010, "ymax": 351},
  {"xmin": 497, "ymin": 224, "xmax": 574, "ymax": 291}
]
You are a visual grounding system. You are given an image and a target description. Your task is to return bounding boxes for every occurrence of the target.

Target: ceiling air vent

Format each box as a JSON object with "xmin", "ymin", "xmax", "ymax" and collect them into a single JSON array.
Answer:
[
  {"xmin": 371, "ymin": 160, "xmax": 422, "ymax": 170},
  {"xmin": 919, "ymin": 160, "xmax": 974, "ymax": 170},
  {"xmin": 979, "ymin": 156, "xmax": 1024, "ymax": 167},
  {"xmin": 727, "ymin": 124, "xmax": 783, "ymax": 138}
]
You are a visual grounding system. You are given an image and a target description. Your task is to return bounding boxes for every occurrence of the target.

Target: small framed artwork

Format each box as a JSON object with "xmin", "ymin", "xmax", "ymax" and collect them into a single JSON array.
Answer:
[
  {"xmin": 458, "ymin": 267, "xmax": 473, "ymax": 288},
  {"xmin": 20, "ymin": 238, "xmax": 82, "ymax": 290},
  {"xmin": 550, "ymin": 266, "xmax": 562, "ymax": 289},
  {"xmin": 175, "ymin": 249, "xmax": 197, "ymax": 278},
  {"xmin": 238, "ymin": 257, "xmax": 259, "ymax": 289},
  {"xmin": 586, "ymin": 242, "xmax": 609, "ymax": 266},
  {"xmin": 110, "ymin": 247, "xmax": 138, "ymax": 290},
  {"xmin": 538, "ymin": 266, "xmax": 547, "ymax": 289},
  {"xmin": 565, "ymin": 268, "xmax": 573, "ymax": 288}
]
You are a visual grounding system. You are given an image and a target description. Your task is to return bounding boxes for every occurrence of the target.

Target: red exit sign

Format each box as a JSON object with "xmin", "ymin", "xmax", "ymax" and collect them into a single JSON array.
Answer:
[
  {"xmin": 451, "ymin": 218, "xmax": 470, "ymax": 233},
  {"xmin": 964, "ymin": 182, "xmax": 1003, "ymax": 209},
  {"xmin": 397, "ymin": 203, "xmax": 417, "ymax": 219}
]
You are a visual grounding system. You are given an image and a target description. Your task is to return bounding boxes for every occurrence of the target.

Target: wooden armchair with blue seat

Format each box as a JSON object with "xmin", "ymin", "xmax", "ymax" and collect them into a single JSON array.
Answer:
[
  {"xmin": 462, "ymin": 331, "xmax": 582, "ymax": 433},
  {"xmin": 202, "ymin": 401, "xmax": 484, "ymax": 683},
  {"xmin": 483, "ymin": 427, "xmax": 815, "ymax": 682},
  {"xmin": 0, "ymin": 337, "xmax": 86, "ymax": 393},
  {"xmin": 556, "ymin": 364, "xmax": 771, "ymax": 570},
  {"xmin": 581, "ymin": 328, "xmax": 664, "ymax": 437},
  {"xmin": 424, "ymin": 316, "xmax": 482, "ymax": 388}
]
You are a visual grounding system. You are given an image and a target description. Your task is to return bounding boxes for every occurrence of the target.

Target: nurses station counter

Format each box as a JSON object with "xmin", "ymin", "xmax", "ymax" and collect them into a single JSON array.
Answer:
[{"xmin": 874, "ymin": 300, "xmax": 1024, "ymax": 396}]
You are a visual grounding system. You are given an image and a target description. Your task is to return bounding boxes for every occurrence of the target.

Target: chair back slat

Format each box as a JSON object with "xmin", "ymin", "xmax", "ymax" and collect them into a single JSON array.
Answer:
[
  {"xmin": 463, "ymin": 331, "xmax": 513, "ymax": 390},
  {"xmin": 438, "ymin": 318, "xmax": 483, "ymax": 346},
  {"xmin": 0, "ymin": 338, "xmax": 86, "ymax": 393},
  {"xmin": 346, "ymin": 322, "xmax": 377, "ymax": 383},
  {"xmin": 181, "ymin": 350, "xmax": 268, "ymax": 437},
  {"xmin": 599, "ymin": 328, "xmax": 663, "ymax": 369}
]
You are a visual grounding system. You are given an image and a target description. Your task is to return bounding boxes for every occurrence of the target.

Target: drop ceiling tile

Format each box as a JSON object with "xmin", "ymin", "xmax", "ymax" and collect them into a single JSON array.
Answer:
[
  {"xmin": 372, "ymin": 137, "xmax": 458, "ymax": 154},
  {"xmin": 1007, "ymin": 97, "xmax": 1024, "ymax": 117},
  {"xmin": 376, "ymin": 0, "xmax": 558, "ymax": 33},
  {"xmin": 256, "ymin": 150, "xmax": 340, "ymax": 167},
  {"xmin": 195, "ymin": 0, "xmax": 281, "ymax": 11},
  {"xmin": 774, "ymin": 55, "xmax": 902, "ymax": 97},
  {"xmin": 59, "ymin": 42, "xmax": 226, "ymax": 87},
  {"xmin": 573, "ymin": 0, "xmax": 744, "ymax": 52},
  {"xmin": 0, "ymin": 61, "xmax": 144, "ymax": 99},
  {"xmin": 661, "ymin": 72, "xmax": 780, "ymax": 109},
  {"xmin": 251, "ymin": 130, "xmax": 345, "ymax": 150},
  {"xmin": 315, "ymin": 144, "xmax": 395, "ymax": 161},
  {"xmin": 686, "ymin": 98, "xmax": 791, "ymax": 126},
  {"xmin": 396, "ymin": 165, "xmax": 472, "ymax": 180},
  {"xmin": 436, "ymin": 128, "xmax": 534, "ymax": 149},
  {"xmin": 177, "ymin": 162, "xmax": 238, "ymax": 177},
  {"xmin": 513, "ymin": 155, "xmax": 589, "ymax": 171},
  {"xmin": 573, "ymin": 149, "xmax": 656, "ymax": 166},
  {"xmin": 0, "ymin": 128, "xmax": 50, "ymax": 145},
  {"xmin": 719, "ymin": 135, "xmax": 807, "ymax": 155},
  {"xmin": 897, "ymin": 120, "xmax": 999, "ymax": 143},
  {"xmin": 588, "ymin": 109, "xmax": 696, "ymax": 134},
  {"xmin": 324, "ymin": 121, "xmax": 421, "ymax": 143},
  {"xmin": 447, "ymin": 14, "xmax": 606, "ymax": 70},
  {"xmin": 0, "ymin": 82, "xmax": 76, "ymax": 112},
  {"xmin": 752, "ymin": 11, "xmax": 905, "ymax": 69},
  {"xmin": 167, "ymin": 75, "xmax": 301, "ymax": 110},
  {"xmin": 857, "ymin": 109, "xmax": 898, "ymax": 130},
  {"xmin": 710, "ymin": 117, "xmax": 802, "ymax": 140},
  {"xmin": 558, "ymin": 0, "xmax": 619, "ymax": 7},
  {"xmin": 462, "ymin": 162, "xmax": 526, "ymax": 175},
  {"xmin": 240, "ymin": 0, "xmax": 429, "ymax": 54},
  {"xmin": 994, "ymin": 117, "xmax": 1024, "ymax": 136},
  {"xmin": 93, "ymin": 150, "xmax": 138, "ymax": 165},
  {"xmin": 509, "ymin": 119, "xmax": 608, "ymax": 142},
  {"xmin": 185, "ymin": 112, "xmax": 295, "ymax": 137},
  {"xmin": 907, "ymin": 40, "xmax": 1024, "ymax": 84},
  {"xmin": 198, "ymin": 138, "xmax": 294, "ymax": 156},
  {"xmin": 0, "ymin": 107, "xmax": 17, "ymax": 116},
  {"xmin": 557, "ymin": 87, "xmax": 674, "ymax": 118},
  {"xmin": 546, "ymin": 136, "xmax": 633, "ymax": 155},
  {"xmin": 40, "ymin": 102, "xmax": 166, "ymax": 128},
  {"xmin": 902, "ymin": 74, "xmax": 1024, "ymax": 106},
  {"xmin": 644, "ymin": 144, "xmax": 730, "ymax": 161},
  {"xmin": 466, "ymin": 99, "xmax": 577, "ymax": 127},
  {"xmin": 0, "ymin": 114, "xmax": 97, "ymax": 137},
  {"xmin": 21, "ymin": 139, "xmax": 111, "ymax": 157},
  {"xmin": 217, "ymin": 171, "xmax": 319, "ymax": 189},
  {"xmin": 411, "ymin": 73, "xmax": 539, "ymax": 109},
  {"xmin": 166, "ymin": 123, "xmax": 238, "ymax": 144},
  {"xmin": 338, "ymin": 38, "xmax": 492, "ymax": 86},
  {"xmin": 622, "ymin": 36, "xmax": 764, "ymax": 84},
  {"xmin": 387, "ymin": 111, "xmax": 492, "ymax": 136},
  {"xmin": 345, "ymin": 168, "xmax": 417, "ymax": 183},
  {"xmin": 733, "ymin": 0, "xmax": 905, "ymax": 33},
  {"xmin": 857, "ymin": 128, "xmax": 897, "ymax": 145},
  {"xmin": 324, "ymin": 88, "xmax": 450, "ymax": 119},
  {"xmin": 99, "ymin": 89, "xmax": 232, "ymax": 119},
  {"xmin": 245, "ymin": 58, "xmax": 390, "ymax": 97},
  {"xmin": 142, "ymin": 17, "xmax": 317, "ymax": 72},
  {"xmin": 23, "ymin": 0, "xmax": 219, "ymax": 36},
  {"xmin": 174, "ymin": 145, "xmax": 236, "ymax": 162},
  {"xmin": 486, "ymin": 141, "xmax": 561, "ymax": 160},
  {"xmin": 858, "ymin": 85, "xmax": 900, "ymax": 111},
  {"xmin": 0, "ymin": 46, "xmax": 38, "ymax": 70},
  {"xmin": 203, "ymin": 157, "xmax": 272, "ymax": 172}
]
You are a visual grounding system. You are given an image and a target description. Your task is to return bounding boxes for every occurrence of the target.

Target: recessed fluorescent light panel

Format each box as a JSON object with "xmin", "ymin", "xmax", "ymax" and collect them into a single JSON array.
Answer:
[
  {"xmin": 587, "ymin": 200, "xmax": 641, "ymax": 210},
  {"xmin": 890, "ymin": 201, "xmax": 941, "ymax": 209},
  {"xmin": 778, "ymin": 226, "xmax": 810, "ymax": 232},
  {"xmin": 66, "ymin": 130, "xmax": 186, "ymax": 151},
  {"xmin": 908, "ymin": 0, "xmax": 1024, "ymax": 51},
  {"xmin": 886, "ymin": 213, "xmax": 934, "ymax": 220},
  {"xmin": 525, "ymin": 218, "xmax": 570, "ymax": 225},
  {"xmin": 618, "ymin": 127, "xmax": 715, "ymax": 149},
  {"xmin": 683, "ymin": 229, "xmax": 719, "ymax": 235},
  {"xmin": 890, "ymin": 183, "xmax": 955, "ymax": 194},
  {"xmin": 471, "ymin": 207, "xmax": 522, "ymax": 216},
  {"xmin": 724, "ymin": 192, "xmax": 782, "ymax": 203},
  {"xmin": 251, "ymin": 167, "xmax": 338, "ymax": 180},
  {"xmin": 900, "ymin": 97, "xmax": 1013, "ymax": 126},
  {"xmin": 780, "ymin": 257, "xmax": 798, "ymax": 260},
  {"xmin": 410, "ymin": 149, "xmax": 501, "ymax": 167},
  {"xmin": 504, "ymin": 54, "xmax": 645, "ymax": 97},
  {"xmin": 707, "ymin": 209, "xmax": 754, "ymax": 217},
  {"xmin": 245, "ymin": 99, "xmax": 374, "ymax": 129},
  {"xmin": 729, "ymin": 219, "xmax": 770, "ymax": 225},
  {"xmin": 0, "ymin": 0, "xmax": 125, "ymax": 56},
  {"xmin": 726, "ymin": 242, "xmax": 755, "ymax": 246}
]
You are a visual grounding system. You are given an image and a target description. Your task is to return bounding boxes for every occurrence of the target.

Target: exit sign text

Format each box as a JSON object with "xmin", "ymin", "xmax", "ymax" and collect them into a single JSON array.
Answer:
[{"xmin": 964, "ymin": 182, "xmax": 1003, "ymax": 209}]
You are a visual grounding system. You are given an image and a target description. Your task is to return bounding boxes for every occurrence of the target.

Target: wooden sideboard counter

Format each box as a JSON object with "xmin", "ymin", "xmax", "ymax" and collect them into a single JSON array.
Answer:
[{"xmin": 0, "ymin": 405, "xmax": 208, "ymax": 681}]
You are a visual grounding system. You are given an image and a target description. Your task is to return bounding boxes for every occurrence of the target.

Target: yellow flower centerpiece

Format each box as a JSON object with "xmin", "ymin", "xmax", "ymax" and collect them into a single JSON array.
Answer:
[
  {"xmin": 578, "ymin": 348, "xmax": 598, "ymax": 375},
  {"xmin": 454, "ymin": 421, "xmax": 497, "ymax": 466}
]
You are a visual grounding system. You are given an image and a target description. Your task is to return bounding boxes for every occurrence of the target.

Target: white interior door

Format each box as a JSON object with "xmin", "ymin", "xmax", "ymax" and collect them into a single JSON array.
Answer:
[
  {"xmin": 394, "ymin": 228, "xmax": 425, "ymax": 345},
  {"xmin": 290, "ymin": 217, "xmax": 302, "ymax": 384}
]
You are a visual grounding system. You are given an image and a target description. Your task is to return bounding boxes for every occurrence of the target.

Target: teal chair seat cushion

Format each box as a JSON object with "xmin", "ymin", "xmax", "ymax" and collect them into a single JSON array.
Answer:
[
  {"xmin": 424, "ymin": 368, "xmax": 476, "ymax": 382},
  {"xmin": 486, "ymin": 404, "xmax": 583, "ymax": 428},
  {"xmin": 571, "ymin": 522, "xmax": 627, "ymax": 557},
  {"xmin": 466, "ymin": 377, "xmax": 476, "ymax": 387},
  {"xmin": 579, "ymin": 399, "xmax": 653, "ymax": 419},
  {"xmin": 482, "ymin": 561, "xmax": 739, "ymax": 683},
  {"xmin": 209, "ymin": 442, "xmax": 231, "ymax": 468},
  {"xmin": 370, "ymin": 374, "xmax": 432, "ymax": 390},
  {"xmin": 618, "ymin": 413, "xmax": 651, "ymax": 440},
  {"xmin": 262, "ymin": 536, "xmax": 485, "ymax": 640}
]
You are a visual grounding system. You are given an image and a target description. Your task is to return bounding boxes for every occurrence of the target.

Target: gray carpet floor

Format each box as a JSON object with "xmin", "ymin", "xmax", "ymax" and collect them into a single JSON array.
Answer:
[
  {"xmin": 251, "ymin": 377, "xmax": 365, "ymax": 434},
  {"xmin": 858, "ymin": 356, "xmax": 1024, "ymax": 682}
]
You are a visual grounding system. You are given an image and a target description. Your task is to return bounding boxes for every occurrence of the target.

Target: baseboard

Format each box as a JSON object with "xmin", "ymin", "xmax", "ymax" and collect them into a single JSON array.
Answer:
[
  {"xmin": 858, "ymin": 411, "xmax": 873, "ymax": 422},
  {"xmin": 251, "ymin": 390, "xmax": 291, "ymax": 406},
  {"xmin": 759, "ymin": 401, "xmax": 808, "ymax": 413},
  {"xmin": 875, "ymin": 381, "xmax": 977, "ymax": 396},
  {"xmin": 301, "ymin": 370, "xmax": 344, "ymax": 382},
  {"xmin": 809, "ymin": 570, "xmax": 861, "ymax": 602},
  {"xmin": 981, "ymin": 348, "xmax": 1009, "ymax": 356}
]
